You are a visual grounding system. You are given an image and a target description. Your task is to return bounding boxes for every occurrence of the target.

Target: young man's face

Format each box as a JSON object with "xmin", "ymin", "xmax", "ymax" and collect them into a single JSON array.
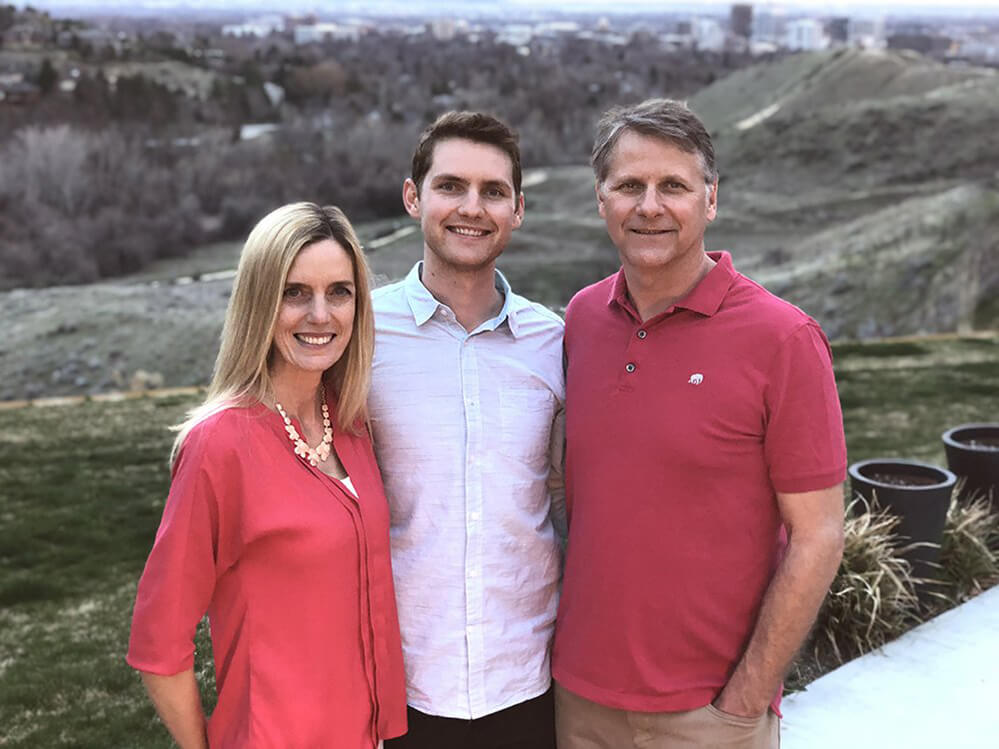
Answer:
[
  {"xmin": 597, "ymin": 130, "xmax": 717, "ymax": 276},
  {"xmin": 403, "ymin": 137, "xmax": 524, "ymax": 275}
]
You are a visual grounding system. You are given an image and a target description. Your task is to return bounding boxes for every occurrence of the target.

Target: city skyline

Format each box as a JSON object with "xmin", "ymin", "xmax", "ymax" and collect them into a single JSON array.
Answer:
[{"xmin": 23, "ymin": 0, "xmax": 999, "ymax": 19}]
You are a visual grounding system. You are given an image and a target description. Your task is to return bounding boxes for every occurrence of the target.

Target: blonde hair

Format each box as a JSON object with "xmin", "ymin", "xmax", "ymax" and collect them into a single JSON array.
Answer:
[{"xmin": 171, "ymin": 202, "xmax": 374, "ymax": 464}]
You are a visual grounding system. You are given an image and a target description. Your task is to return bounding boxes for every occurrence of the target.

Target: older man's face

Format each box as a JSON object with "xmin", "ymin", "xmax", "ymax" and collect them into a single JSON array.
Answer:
[{"xmin": 596, "ymin": 131, "xmax": 717, "ymax": 276}]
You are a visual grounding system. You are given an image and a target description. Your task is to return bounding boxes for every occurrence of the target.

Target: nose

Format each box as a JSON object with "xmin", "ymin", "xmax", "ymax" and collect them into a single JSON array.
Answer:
[
  {"xmin": 307, "ymin": 296, "xmax": 332, "ymax": 323},
  {"xmin": 636, "ymin": 187, "xmax": 664, "ymax": 218},
  {"xmin": 458, "ymin": 190, "xmax": 485, "ymax": 217}
]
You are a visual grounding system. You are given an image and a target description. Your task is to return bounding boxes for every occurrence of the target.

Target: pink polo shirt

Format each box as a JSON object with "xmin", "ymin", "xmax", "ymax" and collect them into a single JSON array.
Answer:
[
  {"xmin": 552, "ymin": 252, "xmax": 846, "ymax": 714},
  {"xmin": 127, "ymin": 403, "xmax": 407, "ymax": 747}
]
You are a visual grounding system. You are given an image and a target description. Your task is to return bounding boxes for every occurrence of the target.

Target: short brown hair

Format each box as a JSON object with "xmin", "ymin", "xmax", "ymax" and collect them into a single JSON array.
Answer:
[
  {"xmin": 592, "ymin": 98, "xmax": 718, "ymax": 184},
  {"xmin": 411, "ymin": 111, "xmax": 523, "ymax": 195}
]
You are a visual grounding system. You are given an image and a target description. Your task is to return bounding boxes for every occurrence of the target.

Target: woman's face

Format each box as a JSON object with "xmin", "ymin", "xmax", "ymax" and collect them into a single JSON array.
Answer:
[{"xmin": 269, "ymin": 238, "xmax": 356, "ymax": 382}]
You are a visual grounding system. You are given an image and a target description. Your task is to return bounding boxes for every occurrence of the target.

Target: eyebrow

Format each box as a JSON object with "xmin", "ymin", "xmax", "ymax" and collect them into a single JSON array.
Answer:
[
  {"xmin": 284, "ymin": 279, "xmax": 355, "ymax": 288},
  {"xmin": 431, "ymin": 174, "xmax": 512, "ymax": 191},
  {"xmin": 431, "ymin": 173, "xmax": 468, "ymax": 185}
]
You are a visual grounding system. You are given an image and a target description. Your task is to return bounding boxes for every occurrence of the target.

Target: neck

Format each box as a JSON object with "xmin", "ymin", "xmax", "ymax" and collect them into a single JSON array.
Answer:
[
  {"xmin": 421, "ymin": 252, "xmax": 504, "ymax": 332},
  {"xmin": 623, "ymin": 249, "xmax": 715, "ymax": 322},
  {"xmin": 268, "ymin": 365, "xmax": 324, "ymax": 422}
]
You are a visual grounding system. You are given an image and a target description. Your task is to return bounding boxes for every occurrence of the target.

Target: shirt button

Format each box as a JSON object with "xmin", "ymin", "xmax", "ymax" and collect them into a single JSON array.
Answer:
[
  {"xmin": 469, "ymin": 568, "xmax": 479, "ymax": 578},
  {"xmin": 625, "ymin": 362, "xmax": 636, "ymax": 373},
  {"xmin": 470, "ymin": 511, "xmax": 481, "ymax": 521},
  {"xmin": 637, "ymin": 329, "xmax": 648, "ymax": 339}
]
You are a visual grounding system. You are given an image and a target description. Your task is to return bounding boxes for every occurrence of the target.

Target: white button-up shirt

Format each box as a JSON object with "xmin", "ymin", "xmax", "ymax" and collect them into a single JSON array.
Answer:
[{"xmin": 370, "ymin": 263, "xmax": 565, "ymax": 719}]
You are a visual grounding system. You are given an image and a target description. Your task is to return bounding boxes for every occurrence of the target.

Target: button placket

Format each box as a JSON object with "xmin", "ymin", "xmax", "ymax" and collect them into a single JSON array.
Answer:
[{"xmin": 460, "ymin": 333, "xmax": 487, "ymax": 715}]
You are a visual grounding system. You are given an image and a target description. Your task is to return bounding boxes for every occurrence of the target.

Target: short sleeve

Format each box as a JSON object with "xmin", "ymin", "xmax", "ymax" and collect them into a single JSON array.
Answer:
[
  {"xmin": 126, "ymin": 424, "xmax": 222, "ymax": 675},
  {"xmin": 763, "ymin": 322, "xmax": 847, "ymax": 494}
]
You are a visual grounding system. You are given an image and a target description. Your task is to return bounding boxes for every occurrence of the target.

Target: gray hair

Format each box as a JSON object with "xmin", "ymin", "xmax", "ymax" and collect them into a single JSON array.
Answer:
[{"xmin": 591, "ymin": 98, "xmax": 718, "ymax": 185}]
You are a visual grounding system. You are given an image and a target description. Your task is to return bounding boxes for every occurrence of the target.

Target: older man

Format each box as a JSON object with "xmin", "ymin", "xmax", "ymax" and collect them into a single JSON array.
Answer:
[{"xmin": 552, "ymin": 98, "xmax": 846, "ymax": 749}]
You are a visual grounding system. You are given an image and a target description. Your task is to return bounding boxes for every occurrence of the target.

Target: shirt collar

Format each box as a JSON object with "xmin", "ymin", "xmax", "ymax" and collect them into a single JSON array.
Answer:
[
  {"xmin": 403, "ymin": 262, "xmax": 525, "ymax": 338},
  {"xmin": 608, "ymin": 251, "xmax": 735, "ymax": 319}
]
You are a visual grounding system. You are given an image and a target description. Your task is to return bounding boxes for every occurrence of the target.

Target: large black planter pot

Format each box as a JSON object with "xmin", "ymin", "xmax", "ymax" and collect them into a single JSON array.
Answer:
[
  {"xmin": 942, "ymin": 423, "xmax": 999, "ymax": 503},
  {"xmin": 849, "ymin": 459, "xmax": 956, "ymax": 586}
]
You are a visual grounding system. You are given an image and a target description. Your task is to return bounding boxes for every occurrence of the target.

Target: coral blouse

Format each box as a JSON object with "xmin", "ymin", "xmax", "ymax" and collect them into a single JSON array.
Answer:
[{"xmin": 127, "ymin": 403, "xmax": 407, "ymax": 748}]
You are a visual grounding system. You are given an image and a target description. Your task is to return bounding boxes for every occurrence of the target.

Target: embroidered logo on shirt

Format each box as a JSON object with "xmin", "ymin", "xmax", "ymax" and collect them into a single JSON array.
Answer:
[{"xmin": 688, "ymin": 373, "xmax": 704, "ymax": 385}]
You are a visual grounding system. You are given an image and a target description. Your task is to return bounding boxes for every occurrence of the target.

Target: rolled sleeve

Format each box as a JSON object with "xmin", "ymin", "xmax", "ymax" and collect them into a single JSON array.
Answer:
[{"xmin": 127, "ymin": 426, "xmax": 221, "ymax": 675}]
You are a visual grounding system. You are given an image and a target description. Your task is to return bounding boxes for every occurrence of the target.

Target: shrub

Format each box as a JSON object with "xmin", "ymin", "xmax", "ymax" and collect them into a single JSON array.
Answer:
[
  {"xmin": 939, "ymin": 487, "xmax": 999, "ymax": 602},
  {"xmin": 811, "ymin": 498, "xmax": 922, "ymax": 665}
]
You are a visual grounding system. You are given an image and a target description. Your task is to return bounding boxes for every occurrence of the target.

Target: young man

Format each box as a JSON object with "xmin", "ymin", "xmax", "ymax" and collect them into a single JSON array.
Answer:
[
  {"xmin": 552, "ymin": 99, "xmax": 847, "ymax": 749},
  {"xmin": 371, "ymin": 112, "xmax": 564, "ymax": 749}
]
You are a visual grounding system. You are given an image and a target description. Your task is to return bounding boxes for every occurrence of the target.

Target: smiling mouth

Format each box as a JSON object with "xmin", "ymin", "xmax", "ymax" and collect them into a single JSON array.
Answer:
[
  {"xmin": 295, "ymin": 333, "xmax": 334, "ymax": 346},
  {"xmin": 447, "ymin": 225, "xmax": 491, "ymax": 238},
  {"xmin": 630, "ymin": 228, "xmax": 675, "ymax": 235}
]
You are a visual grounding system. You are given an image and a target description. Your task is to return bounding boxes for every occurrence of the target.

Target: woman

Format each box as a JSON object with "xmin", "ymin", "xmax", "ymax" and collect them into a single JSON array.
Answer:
[{"xmin": 127, "ymin": 203, "xmax": 407, "ymax": 748}]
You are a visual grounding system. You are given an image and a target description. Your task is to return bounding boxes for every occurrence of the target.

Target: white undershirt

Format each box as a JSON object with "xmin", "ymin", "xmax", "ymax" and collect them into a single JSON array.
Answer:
[{"xmin": 340, "ymin": 475, "xmax": 357, "ymax": 497}]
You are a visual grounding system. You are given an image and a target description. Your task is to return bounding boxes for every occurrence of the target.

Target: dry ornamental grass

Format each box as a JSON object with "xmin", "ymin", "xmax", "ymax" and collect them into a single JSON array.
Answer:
[
  {"xmin": 939, "ymin": 488, "xmax": 999, "ymax": 603},
  {"xmin": 811, "ymin": 498, "xmax": 922, "ymax": 666}
]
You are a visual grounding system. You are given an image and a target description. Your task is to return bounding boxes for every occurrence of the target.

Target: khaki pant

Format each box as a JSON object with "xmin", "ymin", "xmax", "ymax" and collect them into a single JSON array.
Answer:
[{"xmin": 555, "ymin": 682, "xmax": 779, "ymax": 749}]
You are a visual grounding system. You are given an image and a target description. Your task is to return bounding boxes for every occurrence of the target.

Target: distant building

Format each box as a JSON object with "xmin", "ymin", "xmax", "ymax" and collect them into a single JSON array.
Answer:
[
  {"xmin": 535, "ymin": 21, "xmax": 580, "ymax": 37},
  {"xmin": 222, "ymin": 15, "xmax": 284, "ymax": 38},
  {"xmin": 262, "ymin": 81, "xmax": 285, "ymax": 108},
  {"xmin": 785, "ymin": 19, "xmax": 827, "ymax": 51},
  {"xmin": 293, "ymin": 23, "xmax": 360, "ymax": 44},
  {"xmin": 497, "ymin": 24, "xmax": 533, "ymax": 47},
  {"xmin": 692, "ymin": 17, "xmax": 725, "ymax": 52},
  {"xmin": 730, "ymin": 4, "xmax": 753, "ymax": 40},
  {"xmin": 887, "ymin": 33, "xmax": 951, "ymax": 56},
  {"xmin": 826, "ymin": 17, "xmax": 849, "ymax": 45},
  {"xmin": 0, "ymin": 79, "xmax": 41, "ymax": 105},
  {"xmin": 4, "ymin": 22, "xmax": 44, "ymax": 47},
  {"xmin": 954, "ymin": 38, "xmax": 999, "ymax": 63},
  {"xmin": 429, "ymin": 19, "xmax": 455, "ymax": 41},
  {"xmin": 752, "ymin": 10, "xmax": 783, "ymax": 45},
  {"xmin": 848, "ymin": 17, "xmax": 885, "ymax": 49}
]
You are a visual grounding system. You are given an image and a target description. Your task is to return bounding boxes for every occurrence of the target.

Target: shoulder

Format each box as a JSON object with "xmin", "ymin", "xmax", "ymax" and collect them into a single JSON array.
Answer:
[
  {"xmin": 371, "ymin": 278, "xmax": 407, "ymax": 309},
  {"xmin": 723, "ymin": 272, "xmax": 824, "ymax": 344},
  {"xmin": 179, "ymin": 405, "xmax": 266, "ymax": 465},
  {"xmin": 565, "ymin": 273, "xmax": 616, "ymax": 321},
  {"xmin": 508, "ymin": 291, "xmax": 564, "ymax": 330}
]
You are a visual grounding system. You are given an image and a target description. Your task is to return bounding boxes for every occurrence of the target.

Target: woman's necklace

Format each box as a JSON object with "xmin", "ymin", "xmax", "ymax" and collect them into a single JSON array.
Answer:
[{"xmin": 274, "ymin": 387, "xmax": 332, "ymax": 467}]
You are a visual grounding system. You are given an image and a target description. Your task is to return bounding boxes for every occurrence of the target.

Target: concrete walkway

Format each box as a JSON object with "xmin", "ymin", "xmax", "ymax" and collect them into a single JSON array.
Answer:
[{"xmin": 780, "ymin": 585, "xmax": 999, "ymax": 748}]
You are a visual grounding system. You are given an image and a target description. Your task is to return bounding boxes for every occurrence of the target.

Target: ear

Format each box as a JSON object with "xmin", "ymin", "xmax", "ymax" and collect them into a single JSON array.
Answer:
[
  {"xmin": 706, "ymin": 179, "xmax": 718, "ymax": 222},
  {"xmin": 402, "ymin": 178, "xmax": 421, "ymax": 219},
  {"xmin": 512, "ymin": 192, "xmax": 525, "ymax": 230},
  {"xmin": 595, "ymin": 180, "xmax": 607, "ymax": 219}
]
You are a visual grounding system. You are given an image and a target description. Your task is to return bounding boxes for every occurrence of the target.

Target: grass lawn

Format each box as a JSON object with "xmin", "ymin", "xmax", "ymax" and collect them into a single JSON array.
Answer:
[{"xmin": 1, "ymin": 334, "xmax": 997, "ymax": 746}]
